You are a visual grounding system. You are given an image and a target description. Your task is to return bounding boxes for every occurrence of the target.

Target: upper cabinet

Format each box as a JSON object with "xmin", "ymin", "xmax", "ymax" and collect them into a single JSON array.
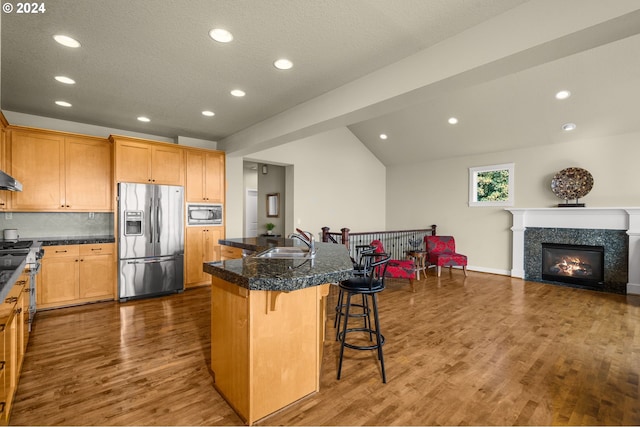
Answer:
[
  {"xmin": 185, "ymin": 149, "xmax": 225, "ymax": 203},
  {"xmin": 112, "ymin": 136, "xmax": 184, "ymax": 186},
  {"xmin": 9, "ymin": 129, "xmax": 112, "ymax": 212}
]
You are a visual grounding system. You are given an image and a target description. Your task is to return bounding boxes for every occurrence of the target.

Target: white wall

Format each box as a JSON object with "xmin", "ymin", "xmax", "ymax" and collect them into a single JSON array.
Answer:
[
  {"xmin": 225, "ymin": 127, "xmax": 386, "ymax": 240},
  {"xmin": 386, "ymin": 130, "xmax": 640, "ymax": 274}
]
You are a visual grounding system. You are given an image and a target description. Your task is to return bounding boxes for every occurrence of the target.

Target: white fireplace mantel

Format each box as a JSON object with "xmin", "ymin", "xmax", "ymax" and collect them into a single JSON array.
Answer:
[{"xmin": 506, "ymin": 207, "xmax": 640, "ymax": 295}]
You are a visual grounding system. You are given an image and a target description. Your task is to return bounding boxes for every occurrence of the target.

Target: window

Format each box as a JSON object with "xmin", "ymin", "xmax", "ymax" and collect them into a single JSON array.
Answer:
[{"xmin": 469, "ymin": 163, "xmax": 514, "ymax": 207}]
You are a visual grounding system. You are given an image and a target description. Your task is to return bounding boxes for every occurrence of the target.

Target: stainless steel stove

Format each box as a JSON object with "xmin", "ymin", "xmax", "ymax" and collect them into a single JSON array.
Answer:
[{"xmin": 0, "ymin": 240, "xmax": 44, "ymax": 330}]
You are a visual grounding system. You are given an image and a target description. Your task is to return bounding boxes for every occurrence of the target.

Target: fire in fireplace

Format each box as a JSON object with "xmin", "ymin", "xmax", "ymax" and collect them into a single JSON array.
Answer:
[{"xmin": 541, "ymin": 243, "xmax": 604, "ymax": 288}]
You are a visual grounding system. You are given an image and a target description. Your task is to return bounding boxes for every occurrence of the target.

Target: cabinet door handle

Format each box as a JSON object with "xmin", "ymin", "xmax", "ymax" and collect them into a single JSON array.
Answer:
[
  {"xmin": 4, "ymin": 297, "xmax": 17, "ymax": 304},
  {"xmin": 55, "ymin": 250, "xmax": 68, "ymax": 253},
  {"xmin": 0, "ymin": 361, "xmax": 5, "ymax": 371},
  {"xmin": 91, "ymin": 248, "xmax": 102, "ymax": 251},
  {"xmin": 16, "ymin": 308, "xmax": 22, "ymax": 314},
  {"xmin": 0, "ymin": 401, "xmax": 5, "ymax": 414}
]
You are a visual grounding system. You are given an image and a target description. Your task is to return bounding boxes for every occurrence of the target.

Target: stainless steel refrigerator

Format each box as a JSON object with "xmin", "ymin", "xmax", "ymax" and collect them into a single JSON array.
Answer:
[{"xmin": 118, "ymin": 182, "xmax": 184, "ymax": 301}]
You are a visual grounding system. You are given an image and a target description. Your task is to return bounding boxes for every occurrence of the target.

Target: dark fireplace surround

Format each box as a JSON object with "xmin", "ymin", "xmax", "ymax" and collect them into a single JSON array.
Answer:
[{"xmin": 524, "ymin": 228, "xmax": 628, "ymax": 294}]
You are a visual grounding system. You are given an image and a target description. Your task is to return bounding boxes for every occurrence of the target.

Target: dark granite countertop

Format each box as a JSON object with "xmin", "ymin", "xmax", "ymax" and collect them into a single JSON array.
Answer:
[
  {"xmin": 205, "ymin": 240, "xmax": 354, "ymax": 291},
  {"xmin": 0, "ymin": 254, "xmax": 27, "ymax": 303},
  {"xmin": 36, "ymin": 235, "xmax": 116, "ymax": 246},
  {"xmin": 218, "ymin": 236, "xmax": 292, "ymax": 252}
]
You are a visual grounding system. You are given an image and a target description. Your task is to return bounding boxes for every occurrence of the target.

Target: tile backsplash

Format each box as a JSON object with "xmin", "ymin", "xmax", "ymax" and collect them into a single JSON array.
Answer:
[{"xmin": 0, "ymin": 212, "xmax": 113, "ymax": 238}]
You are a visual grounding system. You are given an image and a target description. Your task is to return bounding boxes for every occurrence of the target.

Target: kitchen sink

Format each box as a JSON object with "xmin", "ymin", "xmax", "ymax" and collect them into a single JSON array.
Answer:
[{"xmin": 255, "ymin": 247, "xmax": 315, "ymax": 259}]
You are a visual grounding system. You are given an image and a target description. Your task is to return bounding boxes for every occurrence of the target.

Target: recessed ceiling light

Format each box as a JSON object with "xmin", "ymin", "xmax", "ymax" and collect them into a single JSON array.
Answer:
[
  {"xmin": 379, "ymin": 134, "xmax": 388, "ymax": 140},
  {"xmin": 55, "ymin": 75, "xmax": 75, "ymax": 84},
  {"xmin": 209, "ymin": 28, "xmax": 233, "ymax": 43},
  {"xmin": 53, "ymin": 35, "xmax": 81, "ymax": 48},
  {"xmin": 137, "ymin": 116, "xmax": 151, "ymax": 122},
  {"xmin": 562, "ymin": 122, "xmax": 576, "ymax": 131},
  {"xmin": 555, "ymin": 90, "xmax": 571, "ymax": 100},
  {"xmin": 230, "ymin": 89, "xmax": 246, "ymax": 97},
  {"xmin": 448, "ymin": 117, "xmax": 459, "ymax": 125},
  {"xmin": 274, "ymin": 59, "xmax": 293, "ymax": 70},
  {"xmin": 202, "ymin": 110, "xmax": 215, "ymax": 117},
  {"xmin": 55, "ymin": 100, "xmax": 72, "ymax": 107}
]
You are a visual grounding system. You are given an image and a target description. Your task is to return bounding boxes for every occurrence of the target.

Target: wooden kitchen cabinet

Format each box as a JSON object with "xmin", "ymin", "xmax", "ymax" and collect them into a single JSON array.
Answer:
[
  {"xmin": 38, "ymin": 243, "xmax": 115, "ymax": 310},
  {"xmin": 9, "ymin": 130, "xmax": 64, "ymax": 211},
  {"xmin": 78, "ymin": 244, "xmax": 115, "ymax": 300},
  {"xmin": 185, "ymin": 149, "xmax": 225, "ymax": 203},
  {"xmin": 9, "ymin": 129, "xmax": 112, "ymax": 212},
  {"xmin": 185, "ymin": 226, "xmax": 224, "ymax": 288},
  {"xmin": 0, "ymin": 274, "xmax": 29, "ymax": 426},
  {"xmin": 64, "ymin": 137, "xmax": 113, "ymax": 211},
  {"xmin": 112, "ymin": 136, "xmax": 184, "ymax": 185}
]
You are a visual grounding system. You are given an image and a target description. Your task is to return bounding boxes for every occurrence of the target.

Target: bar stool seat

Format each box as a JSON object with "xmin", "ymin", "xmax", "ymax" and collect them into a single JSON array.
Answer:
[{"xmin": 337, "ymin": 253, "xmax": 390, "ymax": 383}]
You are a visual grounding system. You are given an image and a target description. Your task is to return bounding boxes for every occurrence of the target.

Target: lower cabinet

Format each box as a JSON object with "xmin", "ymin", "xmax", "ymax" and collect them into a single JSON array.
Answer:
[
  {"xmin": 0, "ymin": 273, "xmax": 29, "ymax": 426},
  {"xmin": 185, "ymin": 227, "xmax": 224, "ymax": 288},
  {"xmin": 38, "ymin": 243, "xmax": 115, "ymax": 310}
]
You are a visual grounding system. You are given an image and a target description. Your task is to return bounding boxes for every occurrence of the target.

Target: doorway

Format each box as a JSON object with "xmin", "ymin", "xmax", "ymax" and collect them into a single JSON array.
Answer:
[{"xmin": 245, "ymin": 189, "xmax": 258, "ymax": 237}]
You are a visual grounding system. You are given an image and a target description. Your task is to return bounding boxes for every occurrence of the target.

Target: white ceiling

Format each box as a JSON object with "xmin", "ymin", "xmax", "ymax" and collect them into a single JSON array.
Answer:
[{"xmin": 2, "ymin": 1, "xmax": 640, "ymax": 166}]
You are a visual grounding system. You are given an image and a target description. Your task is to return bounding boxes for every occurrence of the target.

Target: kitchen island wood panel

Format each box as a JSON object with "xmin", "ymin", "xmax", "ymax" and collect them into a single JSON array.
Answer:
[
  {"xmin": 206, "ymin": 240, "xmax": 353, "ymax": 424},
  {"xmin": 211, "ymin": 276, "xmax": 329, "ymax": 425}
]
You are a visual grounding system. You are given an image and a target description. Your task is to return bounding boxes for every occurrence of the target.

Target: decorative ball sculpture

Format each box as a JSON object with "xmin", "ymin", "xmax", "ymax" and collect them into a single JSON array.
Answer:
[{"xmin": 551, "ymin": 167, "xmax": 593, "ymax": 207}]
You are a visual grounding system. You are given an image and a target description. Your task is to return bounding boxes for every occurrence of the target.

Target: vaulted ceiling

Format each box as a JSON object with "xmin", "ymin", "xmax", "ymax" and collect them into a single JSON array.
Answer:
[{"xmin": 2, "ymin": 1, "xmax": 640, "ymax": 166}]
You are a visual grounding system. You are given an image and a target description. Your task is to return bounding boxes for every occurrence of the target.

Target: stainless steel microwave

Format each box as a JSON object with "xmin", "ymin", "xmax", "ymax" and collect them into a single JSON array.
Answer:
[{"xmin": 187, "ymin": 203, "xmax": 223, "ymax": 226}]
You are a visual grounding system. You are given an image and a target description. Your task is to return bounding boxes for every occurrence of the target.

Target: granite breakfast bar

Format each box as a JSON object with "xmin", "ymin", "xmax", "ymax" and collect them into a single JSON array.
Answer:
[{"xmin": 203, "ymin": 238, "xmax": 354, "ymax": 425}]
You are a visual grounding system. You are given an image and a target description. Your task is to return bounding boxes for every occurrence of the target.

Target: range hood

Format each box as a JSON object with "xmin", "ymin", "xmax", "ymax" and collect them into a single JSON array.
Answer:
[{"xmin": 0, "ymin": 169, "xmax": 22, "ymax": 191}]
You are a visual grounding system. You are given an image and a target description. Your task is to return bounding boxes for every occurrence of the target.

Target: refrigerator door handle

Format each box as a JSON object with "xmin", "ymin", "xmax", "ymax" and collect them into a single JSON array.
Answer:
[
  {"xmin": 149, "ymin": 198, "xmax": 154, "ymax": 244},
  {"xmin": 126, "ymin": 259, "xmax": 165, "ymax": 265},
  {"xmin": 156, "ymin": 204, "xmax": 161, "ymax": 243}
]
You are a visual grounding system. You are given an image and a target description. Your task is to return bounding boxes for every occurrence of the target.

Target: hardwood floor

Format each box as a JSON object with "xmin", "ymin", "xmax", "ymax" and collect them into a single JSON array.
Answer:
[{"xmin": 10, "ymin": 272, "xmax": 640, "ymax": 426}]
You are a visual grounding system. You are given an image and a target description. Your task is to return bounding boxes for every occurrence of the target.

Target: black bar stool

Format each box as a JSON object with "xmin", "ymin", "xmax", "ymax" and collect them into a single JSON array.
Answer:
[
  {"xmin": 337, "ymin": 252, "xmax": 390, "ymax": 383},
  {"xmin": 334, "ymin": 245, "xmax": 376, "ymax": 340}
]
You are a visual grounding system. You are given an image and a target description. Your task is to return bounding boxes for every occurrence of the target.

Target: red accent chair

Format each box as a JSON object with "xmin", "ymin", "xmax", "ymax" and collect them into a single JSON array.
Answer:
[
  {"xmin": 424, "ymin": 236, "xmax": 468, "ymax": 277},
  {"xmin": 370, "ymin": 240, "xmax": 416, "ymax": 291}
]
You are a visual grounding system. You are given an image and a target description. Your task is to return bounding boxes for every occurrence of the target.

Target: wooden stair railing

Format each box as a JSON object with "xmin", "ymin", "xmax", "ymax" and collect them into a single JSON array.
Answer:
[{"xmin": 322, "ymin": 225, "xmax": 437, "ymax": 261}]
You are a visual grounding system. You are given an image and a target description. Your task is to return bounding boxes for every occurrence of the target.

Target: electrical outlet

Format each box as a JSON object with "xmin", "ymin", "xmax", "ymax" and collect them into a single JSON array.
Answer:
[
  {"xmin": 88, "ymin": 212, "xmax": 95, "ymax": 219},
  {"xmin": 4, "ymin": 212, "xmax": 12, "ymax": 220}
]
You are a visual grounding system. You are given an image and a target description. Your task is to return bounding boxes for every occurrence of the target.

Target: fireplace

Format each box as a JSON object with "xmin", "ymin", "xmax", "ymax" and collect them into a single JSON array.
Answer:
[
  {"xmin": 541, "ymin": 243, "xmax": 604, "ymax": 289},
  {"xmin": 507, "ymin": 208, "xmax": 638, "ymax": 295}
]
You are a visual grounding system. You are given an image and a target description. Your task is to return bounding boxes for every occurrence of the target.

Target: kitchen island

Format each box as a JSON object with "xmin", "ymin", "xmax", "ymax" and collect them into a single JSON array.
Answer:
[{"xmin": 204, "ymin": 238, "xmax": 353, "ymax": 425}]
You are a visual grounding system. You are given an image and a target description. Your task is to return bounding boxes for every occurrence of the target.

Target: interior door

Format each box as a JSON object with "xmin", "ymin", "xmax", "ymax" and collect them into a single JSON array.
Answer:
[{"xmin": 245, "ymin": 189, "xmax": 258, "ymax": 237}]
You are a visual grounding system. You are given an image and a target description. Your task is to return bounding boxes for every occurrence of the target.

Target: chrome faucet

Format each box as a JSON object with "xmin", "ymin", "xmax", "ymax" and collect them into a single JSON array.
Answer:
[{"xmin": 288, "ymin": 231, "xmax": 315, "ymax": 254}]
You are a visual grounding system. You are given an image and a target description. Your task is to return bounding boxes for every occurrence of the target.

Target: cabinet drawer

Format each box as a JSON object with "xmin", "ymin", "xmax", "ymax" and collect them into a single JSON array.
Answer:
[
  {"xmin": 220, "ymin": 245, "xmax": 243, "ymax": 260},
  {"xmin": 44, "ymin": 245, "xmax": 79, "ymax": 258},
  {"xmin": 79, "ymin": 243, "xmax": 114, "ymax": 256}
]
